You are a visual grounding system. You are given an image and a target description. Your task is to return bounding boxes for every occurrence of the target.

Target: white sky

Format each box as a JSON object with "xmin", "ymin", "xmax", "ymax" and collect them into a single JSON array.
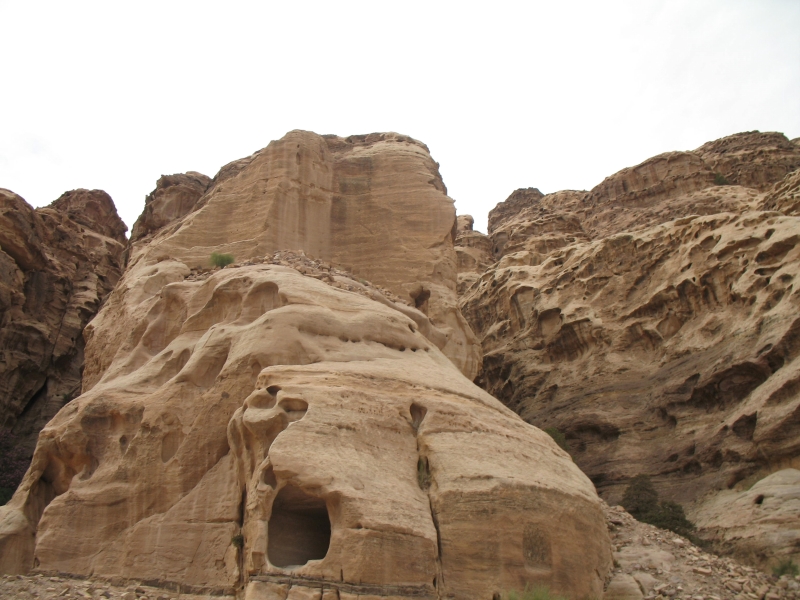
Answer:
[{"xmin": 1, "ymin": 1, "xmax": 798, "ymax": 234}]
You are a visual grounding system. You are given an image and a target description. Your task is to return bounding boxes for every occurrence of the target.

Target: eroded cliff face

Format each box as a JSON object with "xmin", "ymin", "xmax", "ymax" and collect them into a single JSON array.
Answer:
[
  {"xmin": 457, "ymin": 131, "xmax": 800, "ymax": 568},
  {"xmin": 0, "ymin": 132, "xmax": 611, "ymax": 599},
  {"xmin": 0, "ymin": 189, "xmax": 126, "ymax": 452},
  {"xmin": 122, "ymin": 131, "xmax": 479, "ymax": 380}
]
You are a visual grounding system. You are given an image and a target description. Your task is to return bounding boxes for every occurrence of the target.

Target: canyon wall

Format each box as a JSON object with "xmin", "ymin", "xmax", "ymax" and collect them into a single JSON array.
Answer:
[
  {"xmin": 0, "ymin": 189, "xmax": 126, "ymax": 452},
  {"xmin": 457, "ymin": 131, "xmax": 800, "ymax": 568}
]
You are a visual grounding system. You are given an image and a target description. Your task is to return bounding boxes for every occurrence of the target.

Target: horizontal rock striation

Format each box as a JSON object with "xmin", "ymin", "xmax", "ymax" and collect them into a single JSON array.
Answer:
[
  {"xmin": 458, "ymin": 130, "xmax": 800, "ymax": 567},
  {"xmin": 0, "ymin": 189, "xmax": 126, "ymax": 452}
]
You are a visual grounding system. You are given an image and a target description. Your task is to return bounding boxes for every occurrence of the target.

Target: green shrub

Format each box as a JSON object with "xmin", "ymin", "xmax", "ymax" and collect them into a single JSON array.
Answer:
[
  {"xmin": 773, "ymin": 558, "xmax": 800, "ymax": 577},
  {"xmin": 714, "ymin": 172, "xmax": 730, "ymax": 185},
  {"xmin": 231, "ymin": 534, "xmax": 244, "ymax": 549},
  {"xmin": 505, "ymin": 585, "xmax": 567, "ymax": 600},
  {"xmin": 621, "ymin": 475, "xmax": 695, "ymax": 538},
  {"xmin": 543, "ymin": 427, "xmax": 570, "ymax": 453},
  {"xmin": 210, "ymin": 252, "xmax": 235, "ymax": 268}
]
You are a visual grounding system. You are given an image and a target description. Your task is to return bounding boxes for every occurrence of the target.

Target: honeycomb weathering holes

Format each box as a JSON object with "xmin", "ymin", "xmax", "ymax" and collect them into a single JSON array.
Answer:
[{"xmin": 267, "ymin": 483, "xmax": 331, "ymax": 568}]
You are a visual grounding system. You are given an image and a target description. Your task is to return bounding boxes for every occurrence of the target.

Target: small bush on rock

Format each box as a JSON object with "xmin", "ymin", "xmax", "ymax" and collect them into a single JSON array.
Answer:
[
  {"xmin": 714, "ymin": 172, "xmax": 730, "ymax": 185},
  {"xmin": 621, "ymin": 475, "xmax": 695, "ymax": 538},
  {"xmin": 210, "ymin": 252, "xmax": 235, "ymax": 268},
  {"xmin": 773, "ymin": 558, "xmax": 800, "ymax": 577},
  {"xmin": 543, "ymin": 427, "xmax": 570, "ymax": 453}
]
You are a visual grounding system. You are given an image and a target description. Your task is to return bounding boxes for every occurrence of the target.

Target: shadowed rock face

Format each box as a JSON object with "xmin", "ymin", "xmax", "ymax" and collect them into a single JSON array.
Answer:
[
  {"xmin": 130, "ymin": 172, "xmax": 212, "ymax": 242},
  {"xmin": 0, "ymin": 189, "xmax": 126, "ymax": 452},
  {"xmin": 457, "ymin": 130, "xmax": 800, "ymax": 567}
]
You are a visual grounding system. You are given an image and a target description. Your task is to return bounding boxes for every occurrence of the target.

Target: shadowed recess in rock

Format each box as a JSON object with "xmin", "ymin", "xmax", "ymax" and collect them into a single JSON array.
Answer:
[{"xmin": 267, "ymin": 483, "xmax": 331, "ymax": 568}]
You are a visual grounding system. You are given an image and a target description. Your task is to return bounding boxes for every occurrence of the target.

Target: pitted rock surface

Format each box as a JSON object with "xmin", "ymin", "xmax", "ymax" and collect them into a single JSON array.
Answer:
[{"xmin": 457, "ymin": 130, "xmax": 800, "ymax": 568}]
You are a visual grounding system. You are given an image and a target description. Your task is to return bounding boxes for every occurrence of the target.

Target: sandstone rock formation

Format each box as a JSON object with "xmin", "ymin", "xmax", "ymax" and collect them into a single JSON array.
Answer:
[
  {"xmin": 126, "ymin": 131, "xmax": 479, "ymax": 380},
  {"xmin": 0, "ymin": 132, "xmax": 612, "ymax": 599},
  {"xmin": 457, "ymin": 131, "xmax": 800, "ymax": 567},
  {"xmin": 692, "ymin": 468, "xmax": 800, "ymax": 568},
  {"xmin": 0, "ymin": 189, "xmax": 126, "ymax": 452}
]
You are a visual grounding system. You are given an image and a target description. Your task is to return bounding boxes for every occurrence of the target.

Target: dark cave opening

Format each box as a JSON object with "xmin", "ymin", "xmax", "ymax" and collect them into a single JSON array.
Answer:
[{"xmin": 268, "ymin": 483, "xmax": 331, "ymax": 568}]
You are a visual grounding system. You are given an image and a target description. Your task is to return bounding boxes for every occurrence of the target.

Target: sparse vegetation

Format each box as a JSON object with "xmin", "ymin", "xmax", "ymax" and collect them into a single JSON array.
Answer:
[
  {"xmin": 543, "ymin": 427, "xmax": 570, "ymax": 453},
  {"xmin": 714, "ymin": 172, "xmax": 730, "ymax": 185},
  {"xmin": 621, "ymin": 475, "xmax": 695, "ymax": 538},
  {"xmin": 417, "ymin": 456, "xmax": 431, "ymax": 490},
  {"xmin": 504, "ymin": 585, "xmax": 567, "ymax": 600},
  {"xmin": 773, "ymin": 557, "xmax": 799, "ymax": 577},
  {"xmin": 210, "ymin": 252, "xmax": 235, "ymax": 268},
  {"xmin": 0, "ymin": 430, "xmax": 30, "ymax": 506},
  {"xmin": 231, "ymin": 534, "xmax": 244, "ymax": 549}
]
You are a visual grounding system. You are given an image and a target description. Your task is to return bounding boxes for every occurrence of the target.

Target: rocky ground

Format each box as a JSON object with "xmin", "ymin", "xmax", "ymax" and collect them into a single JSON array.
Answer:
[
  {"xmin": 604, "ymin": 503, "xmax": 799, "ymax": 600},
  {"xmin": 0, "ymin": 573, "xmax": 232, "ymax": 600}
]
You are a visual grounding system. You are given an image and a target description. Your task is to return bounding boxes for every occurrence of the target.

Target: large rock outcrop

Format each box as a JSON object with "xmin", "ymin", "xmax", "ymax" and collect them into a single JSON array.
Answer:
[
  {"xmin": 457, "ymin": 131, "xmax": 800, "ymax": 568},
  {"xmin": 130, "ymin": 172, "xmax": 212, "ymax": 242},
  {"xmin": 0, "ymin": 189, "xmax": 126, "ymax": 452},
  {"xmin": 0, "ymin": 132, "xmax": 611, "ymax": 599},
  {"xmin": 126, "ymin": 131, "xmax": 479, "ymax": 380}
]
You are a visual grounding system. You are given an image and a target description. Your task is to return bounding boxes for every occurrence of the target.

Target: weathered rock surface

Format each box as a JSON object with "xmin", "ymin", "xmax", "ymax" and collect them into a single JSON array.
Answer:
[
  {"xmin": 0, "ymin": 259, "xmax": 610, "ymax": 599},
  {"xmin": 458, "ymin": 130, "xmax": 800, "ymax": 567},
  {"xmin": 762, "ymin": 169, "xmax": 800, "ymax": 217},
  {"xmin": 126, "ymin": 131, "xmax": 479, "ymax": 379},
  {"xmin": 454, "ymin": 214, "xmax": 493, "ymax": 295},
  {"xmin": 0, "ymin": 189, "xmax": 126, "ymax": 451},
  {"xmin": 130, "ymin": 172, "xmax": 212, "ymax": 242},
  {"xmin": 0, "ymin": 132, "xmax": 612, "ymax": 599},
  {"xmin": 691, "ymin": 469, "xmax": 800, "ymax": 568},
  {"xmin": 1, "ymin": 502, "xmax": 796, "ymax": 600}
]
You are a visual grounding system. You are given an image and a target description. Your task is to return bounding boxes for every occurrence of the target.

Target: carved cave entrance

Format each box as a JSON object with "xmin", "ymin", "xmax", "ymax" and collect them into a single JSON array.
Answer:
[{"xmin": 268, "ymin": 483, "xmax": 331, "ymax": 568}]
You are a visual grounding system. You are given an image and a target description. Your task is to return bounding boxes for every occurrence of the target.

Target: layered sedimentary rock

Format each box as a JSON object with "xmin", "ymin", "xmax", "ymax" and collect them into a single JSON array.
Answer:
[
  {"xmin": 0, "ymin": 189, "xmax": 126, "ymax": 451},
  {"xmin": 0, "ymin": 132, "xmax": 611, "ymax": 599},
  {"xmin": 458, "ymin": 131, "xmax": 800, "ymax": 567},
  {"xmin": 125, "ymin": 131, "xmax": 479, "ymax": 380},
  {"xmin": 454, "ymin": 214, "xmax": 493, "ymax": 294},
  {"xmin": 692, "ymin": 469, "xmax": 800, "ymax": 567}
]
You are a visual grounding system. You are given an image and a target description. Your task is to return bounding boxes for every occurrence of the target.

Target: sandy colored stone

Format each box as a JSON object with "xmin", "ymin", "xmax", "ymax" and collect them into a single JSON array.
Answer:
[
  {"xmin": 0, "ymin": 189, "xmax": 126, "ymax": 450},
  {"xmin": 761, "ymin": 169, "xmax": 800, "ymax": 216},
  {"xmin": 690, "ymin": 469, "xmax": 800, "ymax": 568},
  {"xmin": 458, "ymin": 130, "xmax": 800, "ymax": 568},
  {"xmin": 120, "ymin": 130, "xmax": 479, "ymax": 379},
  {"xmin": 0, "ymin": 170, "xmax": 610, "ymax": 600},
  {"xmin": 604, "ymin": 573, "xmax": 643, "ymax": 600}
]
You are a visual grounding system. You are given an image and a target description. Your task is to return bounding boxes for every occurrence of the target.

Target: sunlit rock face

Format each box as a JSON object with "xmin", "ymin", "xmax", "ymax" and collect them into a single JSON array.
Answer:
[
  {"xmin": 122, "ymin": 130, "xmax": 480, "ymax": 380},
  {"xmin": 0, "ymin": 188, "xmax": 126, "ymax": 452},
  {"xmin": 457, "ymin": 131, "xmax": 800, "ymax": 567},
  {"xmin": 0, "ymin": 132, "xmax": 611, "ymax": 599},
  {"xmin": 0, "ymin": 265, "xmax": 610, "ymax": 599}
]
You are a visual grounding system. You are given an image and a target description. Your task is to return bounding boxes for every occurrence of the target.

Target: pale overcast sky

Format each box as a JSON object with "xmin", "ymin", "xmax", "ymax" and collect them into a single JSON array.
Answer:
[{"xmin": 1, "ymin": 1, "xmax": 798, "ymax": 233}]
